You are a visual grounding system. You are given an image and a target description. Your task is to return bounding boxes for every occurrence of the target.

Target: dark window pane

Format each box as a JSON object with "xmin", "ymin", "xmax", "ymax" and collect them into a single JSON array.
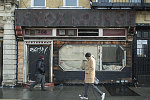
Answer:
[
  {"xmin": 143, "ymin": 32, "xmax": 149, "ymax": 38},
  {"xmin": 137, "ymin": 31, "xmax": 142, "ymax": 37},
  {"xmin": 59, "ymin": 29, "xmax": 66, "ymax": 36},
  {"xmin": 68, "ymin": 30, "xmax": 75, "ymax": 36},
  {"xmin": 30, "ymin": 30, "xmax": 35, "ymax": 35}
]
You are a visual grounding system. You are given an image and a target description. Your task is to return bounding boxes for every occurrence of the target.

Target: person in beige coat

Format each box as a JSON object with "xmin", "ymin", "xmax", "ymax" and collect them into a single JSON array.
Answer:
[{"xmin": 80, "ymin": 52, "xmax": 105, "ymax": 100}]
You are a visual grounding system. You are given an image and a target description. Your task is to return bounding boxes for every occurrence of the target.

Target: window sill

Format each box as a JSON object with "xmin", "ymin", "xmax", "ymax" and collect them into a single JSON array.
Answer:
[
  {"xmin": 59, "ymin": 6, "xmax": 83, "ymax": 9},
  {"xmin": 27, "ymin": 6, "xmax": 47, "ymax": 9}
]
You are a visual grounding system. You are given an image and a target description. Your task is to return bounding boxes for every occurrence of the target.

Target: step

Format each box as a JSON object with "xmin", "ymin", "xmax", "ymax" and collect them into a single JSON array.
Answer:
[{"xmin": 22, "ymin": 82, "xmax": 54, "ymax": 87}]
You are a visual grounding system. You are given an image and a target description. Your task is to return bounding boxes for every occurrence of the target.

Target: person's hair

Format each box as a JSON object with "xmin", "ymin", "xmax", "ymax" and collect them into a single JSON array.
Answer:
[{"xmin": 85, "ymin": 52, "xmax": 91, "ymax": 57}]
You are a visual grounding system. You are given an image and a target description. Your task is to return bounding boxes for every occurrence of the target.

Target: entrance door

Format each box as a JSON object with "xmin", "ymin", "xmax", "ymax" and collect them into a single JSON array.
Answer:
[
  {"xmin": 0, "ymin": 42, "xmax": 2, "ymax": 85},
  {"xmin": 133, "ymin": 29, "xmax": 150, "ymax": 84},
  {"xmin": 28, "ymin": 45, "xmax": 50, "ymax": 82}
]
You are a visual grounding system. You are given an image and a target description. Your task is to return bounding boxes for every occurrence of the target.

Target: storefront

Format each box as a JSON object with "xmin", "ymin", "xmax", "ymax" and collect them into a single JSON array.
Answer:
[{"xmin": 15, "ymin": 9, "xmax": 135, "ymax": 84}]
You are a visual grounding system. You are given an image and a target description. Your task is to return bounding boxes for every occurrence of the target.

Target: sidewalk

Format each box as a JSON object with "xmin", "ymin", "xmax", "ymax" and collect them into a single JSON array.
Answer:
[{"xmin": 0, "ymin": 85, "xmax": 150, "ymax": 100}]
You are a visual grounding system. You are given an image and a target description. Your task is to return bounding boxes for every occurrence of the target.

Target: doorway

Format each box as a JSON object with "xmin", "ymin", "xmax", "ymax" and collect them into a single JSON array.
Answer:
[
  {"xmin": 28, "ymin": 45, "xmax": 51, "ymax": 82},
  {"xmin": 24, "ymin": 40, "xmax": 53, "ymax": 83},
  {"xmin": 133, "ymin": 28, "xmax": 150, "ymax": 84}
]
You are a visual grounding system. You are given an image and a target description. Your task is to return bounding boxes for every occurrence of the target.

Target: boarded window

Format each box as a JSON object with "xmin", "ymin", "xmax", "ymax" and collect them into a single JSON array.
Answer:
[
  {"xmin": 102, "ymin": 45, "xmax": 125, "ymax": 71},
  {"xmin": 57, "ymin": 29, "xmax": 77, "ymax": 36},
  {"xmin": 59, "ymin": 44, "xmax": 126, "ymax": 71},
  {"xmin": 59, "ymin": 45, "xmax": 98, "ymax": 71},
  {"xmin": 25, "ymin": 29, "xmax": 52, "ymax": 36},
  {"xmin": 103, "ymin": 29, "xmax": 125, "ymax": 36}
]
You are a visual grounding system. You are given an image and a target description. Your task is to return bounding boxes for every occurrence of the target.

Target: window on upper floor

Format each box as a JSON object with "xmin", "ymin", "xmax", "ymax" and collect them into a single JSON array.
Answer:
[
  {"xmin": 31, "ymin": 0, "xmax": 46, "ymax": 7},
  {"xmin": 96, "ymin": 0, "xmax": 141, "ymax": 3},
  {"xmin": 97, "ymin": 0, "xmax": 110, "ymax": 3},
  {"xmin": 130, "ymin": 0, "xmax": 141, "ymax": 3},
  {"xmin": 64, "ymin": 0, "xmax": 78, "ymax": 6}
]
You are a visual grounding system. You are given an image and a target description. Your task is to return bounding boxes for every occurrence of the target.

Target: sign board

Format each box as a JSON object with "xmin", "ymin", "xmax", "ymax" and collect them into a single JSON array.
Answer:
[{"xmin": 15, "ymin": 9, "xmax": 135, "ymax": 27}]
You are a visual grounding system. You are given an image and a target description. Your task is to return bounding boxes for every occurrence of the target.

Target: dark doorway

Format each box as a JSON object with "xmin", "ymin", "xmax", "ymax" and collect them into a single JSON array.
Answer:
[
  {"xmin": 133, "ymin": 28, "xmax": 150, "ymax": 85},
  {"xmin": 28, "ymin": 45, "xmax": 51, "ymax": 82},
  {"xmin": 0, "ymin": 42, "xmax": 2, "ymax": 85}
]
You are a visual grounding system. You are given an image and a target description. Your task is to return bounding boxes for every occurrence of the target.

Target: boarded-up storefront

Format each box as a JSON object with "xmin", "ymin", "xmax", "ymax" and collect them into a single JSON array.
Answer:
[{"xmin": 15, "ymin": 9, "xmax": 135, "ymax": 84}]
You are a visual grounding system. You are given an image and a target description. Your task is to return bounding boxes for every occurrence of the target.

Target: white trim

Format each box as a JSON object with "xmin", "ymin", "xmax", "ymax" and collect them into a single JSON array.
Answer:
[
  {"xmin": 53, "ymin": 29, "xmax": 57, "ymax": 36},
  {"xmin": 99, "ymin": 29, "xmax": 103, "ymax": 37},
  {"xmin": 31, "ymin": 0, "xmax": 46, "ymax": 7}
]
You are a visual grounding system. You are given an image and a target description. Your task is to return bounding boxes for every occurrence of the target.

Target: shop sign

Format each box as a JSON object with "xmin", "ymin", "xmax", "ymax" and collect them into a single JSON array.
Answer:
[{"xmin": 15, "ymin": 9, "xmax": 135, "ymax": 27}]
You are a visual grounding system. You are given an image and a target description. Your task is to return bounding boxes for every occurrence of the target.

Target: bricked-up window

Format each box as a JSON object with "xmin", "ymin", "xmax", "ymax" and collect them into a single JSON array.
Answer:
[
  {"xmin": 25, "ymin": 29, "xmax": 52, "ymax": 36},
  {"xmin": 31, "ymin": 0, "xmax": 46, "ymax": 7},
  {"xmin": 103, "ymin": 29, "xmax": 125, "ymax": 36},
  {"xmin": 78, "ymin": 29, "xmax": 99, "ymax": 36},
  {"xmin": 57, "ymin": 29, "xmax": 77, "ymax": 36}
]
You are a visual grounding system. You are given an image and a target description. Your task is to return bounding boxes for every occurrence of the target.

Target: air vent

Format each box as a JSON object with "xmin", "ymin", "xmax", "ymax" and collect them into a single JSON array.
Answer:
[{"xmin": 78, "ymin": 29, "xmax": 99, "ymax": 36}]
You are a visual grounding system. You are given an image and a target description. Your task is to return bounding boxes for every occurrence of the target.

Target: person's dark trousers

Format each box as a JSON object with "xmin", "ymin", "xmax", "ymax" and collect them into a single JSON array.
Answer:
[
  {"xmin": 30, "ymin": 74, "xmax": 45, "ymax": 91},
  {"xmin": 84, "ymin": 83, "xmax": 103, "ymax": 98}
]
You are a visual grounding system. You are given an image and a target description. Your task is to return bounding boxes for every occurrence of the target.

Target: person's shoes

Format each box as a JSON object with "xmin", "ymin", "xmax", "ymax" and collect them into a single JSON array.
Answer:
[
  {"xmin": 101, "ymin": 93, "xmax": 105, "ymax": 100},
  {"xmin": 80, "ymin": 96, "xmax": 88, "ymax": 100}
]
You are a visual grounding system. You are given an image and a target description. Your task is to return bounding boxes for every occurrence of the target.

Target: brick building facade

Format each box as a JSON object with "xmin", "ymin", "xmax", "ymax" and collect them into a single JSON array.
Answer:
[{"xmin": 0, "ymin": 0, "xmax": 150, "ymax": 86}]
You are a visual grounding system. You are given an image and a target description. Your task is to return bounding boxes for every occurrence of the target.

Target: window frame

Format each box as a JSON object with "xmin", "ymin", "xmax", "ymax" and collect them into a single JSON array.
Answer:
[
  {"xmin": 31, "ymin": 0, "xmax": 46, "ymax": 7},
  {"xmin": 63, "ymin": 0, "xmax": 79, "ymax": 7},
  {"xmin": 96, "ymin": 0, "xmax": 111, "ymax": 3}
]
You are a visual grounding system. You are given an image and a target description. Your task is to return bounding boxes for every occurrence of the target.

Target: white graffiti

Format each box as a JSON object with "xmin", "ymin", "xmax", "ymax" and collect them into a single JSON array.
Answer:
[{"xmin": 30, "ymin": 47, "xmax": 48, "ymax": 54}]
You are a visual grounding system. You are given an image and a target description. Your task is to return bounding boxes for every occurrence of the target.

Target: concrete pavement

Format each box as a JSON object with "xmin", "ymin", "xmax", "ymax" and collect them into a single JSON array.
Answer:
[{"xmin": 0, "ymin": 85, "xmax": 150, "ymax": 100}]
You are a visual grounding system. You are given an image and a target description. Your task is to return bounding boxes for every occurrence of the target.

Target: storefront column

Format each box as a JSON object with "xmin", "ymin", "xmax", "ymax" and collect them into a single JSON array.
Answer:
[{"xmin": 2, "ymin": 3, "xmax": 17, "ymax": 86}]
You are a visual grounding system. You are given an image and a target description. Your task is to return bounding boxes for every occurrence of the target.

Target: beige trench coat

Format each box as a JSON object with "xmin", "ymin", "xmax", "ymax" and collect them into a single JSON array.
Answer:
[{"xmin": 85, "ymin": 56, "xmax": 96, "ymax": 83}]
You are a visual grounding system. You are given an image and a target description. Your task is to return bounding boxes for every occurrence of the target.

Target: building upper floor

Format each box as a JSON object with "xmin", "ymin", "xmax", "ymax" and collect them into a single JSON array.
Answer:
[
  {"xmin": 19, "ymin": 0, "xmax": 150, "ymax": 10},
  {"xmin": 19, "ymin": 0, "xmax": 92, "ymax": 8}
]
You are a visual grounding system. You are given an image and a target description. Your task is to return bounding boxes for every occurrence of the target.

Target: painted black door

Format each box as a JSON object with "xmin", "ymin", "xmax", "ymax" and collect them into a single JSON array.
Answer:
[
  {"xmin": 133, "ymin": 28, "xmax": 150, "ymax": 84},
  {"xmin": 28, "ymin": 45, "xmax": 50, "ymax": 82},
  {"xmin": 0, "ymin": 42, "xmax": 2, "ymax": 85}
]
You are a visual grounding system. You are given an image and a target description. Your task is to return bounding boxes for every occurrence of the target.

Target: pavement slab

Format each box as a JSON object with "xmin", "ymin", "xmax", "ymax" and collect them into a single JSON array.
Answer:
[{"xmin": 0, "ymin": 85, "xmax": 150, "ymax": 100}]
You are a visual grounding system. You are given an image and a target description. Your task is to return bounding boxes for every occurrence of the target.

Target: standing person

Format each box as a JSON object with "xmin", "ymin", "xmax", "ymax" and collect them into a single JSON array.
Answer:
[
  {"xmin": 80, "ymin": 52, "xmax": 105, "ymax": 100},
  {"xmin": 30, "ymin": 55, "xmax": 46, "ymax": 91}
]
